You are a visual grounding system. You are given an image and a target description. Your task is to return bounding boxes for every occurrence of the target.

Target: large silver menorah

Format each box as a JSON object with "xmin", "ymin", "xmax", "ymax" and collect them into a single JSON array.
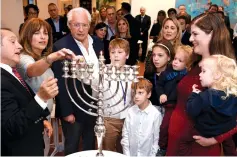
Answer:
[{"xmin": 62, "ymin": 52, "xmax": 139, "ymax": 157}]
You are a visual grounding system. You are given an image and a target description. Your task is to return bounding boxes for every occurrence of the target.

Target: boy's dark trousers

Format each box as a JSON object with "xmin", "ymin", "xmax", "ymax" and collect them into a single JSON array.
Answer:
[{"xmin": 158, "ymin": 104, "xmax": 175, "ymax": 149}]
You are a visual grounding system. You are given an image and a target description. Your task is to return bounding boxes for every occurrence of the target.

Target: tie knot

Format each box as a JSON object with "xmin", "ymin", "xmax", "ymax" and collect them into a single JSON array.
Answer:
[{"xmin": 12, "ymin": 67, "xmax": 20, "ymax": 75}]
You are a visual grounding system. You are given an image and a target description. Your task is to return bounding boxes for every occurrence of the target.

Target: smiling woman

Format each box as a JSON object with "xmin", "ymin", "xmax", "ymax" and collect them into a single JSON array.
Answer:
[
  {"xmin": 166, "ymin": 13, "xmax": 236, "ymax": 156},
  {"xmin": 17, "ymin": 18, "xmax": 77, "ymax": 156}
]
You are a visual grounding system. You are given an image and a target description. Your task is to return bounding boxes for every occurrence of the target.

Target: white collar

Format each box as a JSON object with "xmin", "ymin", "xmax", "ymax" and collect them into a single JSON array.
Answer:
[
  {"xmin": 135, "ymin": 101, "xmax": 153, "ymax": 114},
  {"xmin": 0, "ymin": 63, "xmax": 13, "ymax": 74},
  {"xmin": 73, "ymin": 35, "xmax": 93, "ymax": 46}
]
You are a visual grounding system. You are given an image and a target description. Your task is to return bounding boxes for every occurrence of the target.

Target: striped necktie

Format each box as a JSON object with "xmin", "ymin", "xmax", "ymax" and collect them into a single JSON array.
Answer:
[{"xmin": 12, "ymin": 68, "xmax": 31, "ymax": 95}]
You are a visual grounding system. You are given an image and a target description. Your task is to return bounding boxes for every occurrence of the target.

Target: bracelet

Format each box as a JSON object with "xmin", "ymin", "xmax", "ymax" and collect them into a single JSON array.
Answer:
[{"xmin": 43, "ymin": 56, "xmax": 52, "ymax": 65}]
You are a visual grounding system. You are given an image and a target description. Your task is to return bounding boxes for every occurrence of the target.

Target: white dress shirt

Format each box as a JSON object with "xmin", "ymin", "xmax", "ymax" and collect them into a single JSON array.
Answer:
[
  {"xmin": 74, "ymin": 35, "xmax": 99, "ymax": 84},
  {"xmin": 91, "ymin": 66, "xmax": 133, "ymax": 119},
  {"xmin": 105, "ymin": 21, "xmax": 116, "ymax": 40},
  {"xmin": 121, "ymin": 102, "xmax": 162, "ymax": 156},
  {"xmin": 0, "ymin": 63, "xmax": 47, "ymax": 109}
]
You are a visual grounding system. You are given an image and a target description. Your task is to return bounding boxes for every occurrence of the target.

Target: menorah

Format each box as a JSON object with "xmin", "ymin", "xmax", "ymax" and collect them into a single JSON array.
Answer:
[{"xmin": 62, "ymin": 52, "xmax": 139, "ymax": 157}]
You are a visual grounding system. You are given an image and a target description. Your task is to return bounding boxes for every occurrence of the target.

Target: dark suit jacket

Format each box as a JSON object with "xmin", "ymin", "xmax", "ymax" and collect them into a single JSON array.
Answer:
[
  {"xmin": 52, "ymin": 34, "xmax": 103, "ymax": 124},
  {"xmin": 45, "ymin": 16, "xmax": 68, "ymax": 43},
  {"xmin": 1, "ymin": 68, "xmax": 50, "ymax": 156},
  {"xmin": 124, "ymin": 13, "xmax": 140, "ymax": 41},
  {"xmin": 150, "ymin": 22, "xmax": 162, "ymax": 42},
  {"xmin": 181, "ymin": 30, "xmax": 192, "ymax": 46},
  {"xmin": 135, "ymin": 14, "xmax": 151, "ymax": 39}
]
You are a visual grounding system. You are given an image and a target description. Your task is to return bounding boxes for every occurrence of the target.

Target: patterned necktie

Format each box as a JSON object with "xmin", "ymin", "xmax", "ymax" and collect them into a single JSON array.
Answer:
[{"xmin": 12, "ymin": 68, "xmax": 31, "ymax": 95}]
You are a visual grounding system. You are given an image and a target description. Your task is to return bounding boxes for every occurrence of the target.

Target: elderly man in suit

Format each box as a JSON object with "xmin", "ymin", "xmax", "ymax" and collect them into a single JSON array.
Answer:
[
  {"xmin": 52, "ymin": 7, "xmax": 104, "ymax": 155},
  {"xmin": 1, "ymin": 28, "xmax": 58, "ymax": 156},
  {"xmin": 135, "ymin": 7, "xmax": 151, "ymax": 62}
]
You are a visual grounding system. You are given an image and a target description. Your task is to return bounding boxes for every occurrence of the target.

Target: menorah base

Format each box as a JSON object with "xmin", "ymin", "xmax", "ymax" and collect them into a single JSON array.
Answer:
[
  {"xmin": 96, "ymin": 152, "xmax": 104, "ymax": 157},
  {"xmin": 65, "ymin": 150, "xmax": 127, "ymax": 157}
]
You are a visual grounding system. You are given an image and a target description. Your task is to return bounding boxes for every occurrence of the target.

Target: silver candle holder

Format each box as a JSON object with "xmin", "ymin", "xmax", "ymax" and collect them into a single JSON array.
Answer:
[{"xmin": 62, "ymin": 52, "xmax": 139, "ymax": 157}]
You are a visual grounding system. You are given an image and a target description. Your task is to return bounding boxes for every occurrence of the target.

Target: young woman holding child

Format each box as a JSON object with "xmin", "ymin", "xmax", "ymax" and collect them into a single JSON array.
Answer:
[
  {"xmin": 166, "ymin": 13, "xmax": 237, "ymax": 156},
  {"xmin": 187, "ymin": 54, "xmax": 237, "ymax": 156}
]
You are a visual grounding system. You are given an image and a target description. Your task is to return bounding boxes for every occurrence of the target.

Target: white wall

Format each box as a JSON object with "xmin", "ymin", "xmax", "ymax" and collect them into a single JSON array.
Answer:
[
  {"xmin": 1, "ymin": 0, "xmax": 175, "ymax": 36},
  {"xmin": 37, "ymin": 0, "xmax": 58, "ymax": 20},
  {"xmin": 131, "ymin": 0, "xmax": 175, "ymax": 30},
  {"xmin": 1, "ymin": 0, "xmax": 24, "ymax": 36}
]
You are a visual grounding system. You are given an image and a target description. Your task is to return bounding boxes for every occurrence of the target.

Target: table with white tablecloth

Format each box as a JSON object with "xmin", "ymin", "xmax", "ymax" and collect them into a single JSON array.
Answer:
[{"xmin": 66, "ymin": 150, "xmax": 127, "ymax": 157}]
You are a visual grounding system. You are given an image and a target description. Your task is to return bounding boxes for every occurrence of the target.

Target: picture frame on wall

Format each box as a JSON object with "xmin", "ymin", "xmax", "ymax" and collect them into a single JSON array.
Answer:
[{"xmin": 96, "ymin": 0, "xmax": 116, "ymax": 10}]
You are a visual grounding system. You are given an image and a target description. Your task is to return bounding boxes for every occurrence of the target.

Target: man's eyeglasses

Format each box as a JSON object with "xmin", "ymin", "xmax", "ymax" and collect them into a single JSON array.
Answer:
[{"xmin": 70, "ymin": 23, "xmax": 89, "ymax": 29}]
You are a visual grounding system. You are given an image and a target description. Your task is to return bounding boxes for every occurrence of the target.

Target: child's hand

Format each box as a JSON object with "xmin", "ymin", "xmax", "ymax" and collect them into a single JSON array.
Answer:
[
  {"xmin": 192, "ymin": 84, "xmax": 201, "ymax": 93},
  {"xmin": 160, "ymin": 94, "xmax": 167, "ymax": 104}
]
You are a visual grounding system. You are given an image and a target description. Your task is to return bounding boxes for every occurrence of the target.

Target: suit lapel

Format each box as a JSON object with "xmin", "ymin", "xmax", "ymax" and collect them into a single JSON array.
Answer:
[
  {"xmin": 1, "ymin": 68, "xmax": 33, "ymax": 99},
  {"xmin": 59, "ymin": 16, "xmax": 64, "ymax": 32},
  {"xmin": 67, "ymin": 34, "xmax": 83, "ymax": 56},
  {"xmin": 49, "ymin": 19, "xmax": 56, "ymax": 32}
]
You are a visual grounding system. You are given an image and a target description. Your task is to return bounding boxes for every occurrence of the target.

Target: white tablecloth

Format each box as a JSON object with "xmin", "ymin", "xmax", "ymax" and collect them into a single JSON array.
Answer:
[{"xmin": 66, "ymin": 150, "xmax": 127, "ymax": 157}]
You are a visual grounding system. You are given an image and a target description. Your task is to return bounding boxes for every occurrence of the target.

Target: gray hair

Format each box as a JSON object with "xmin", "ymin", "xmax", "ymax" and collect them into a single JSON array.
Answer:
[
  {"xmin": 67, "ymin": 7, "xmax": 91, "ymax": 27},
  {"xmin": 140, "ymin": 6, "xmax": 146, "ymax": 11}
]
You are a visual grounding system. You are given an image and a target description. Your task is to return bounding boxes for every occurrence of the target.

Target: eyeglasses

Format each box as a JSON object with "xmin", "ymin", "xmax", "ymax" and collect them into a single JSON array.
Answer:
[{"xmin": 70, "ymin": 23, "xmax": 89, "ymax": 29}]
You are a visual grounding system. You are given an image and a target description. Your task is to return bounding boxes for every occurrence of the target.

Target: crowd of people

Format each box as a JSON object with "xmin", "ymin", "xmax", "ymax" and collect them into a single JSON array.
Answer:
[{"xmin": 1, "ymin": 1, "xmax": 237, "ymax": 157}]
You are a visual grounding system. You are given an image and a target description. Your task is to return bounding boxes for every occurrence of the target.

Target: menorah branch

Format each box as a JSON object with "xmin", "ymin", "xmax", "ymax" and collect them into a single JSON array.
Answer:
[{"xmin": 62, "ymin": 52, "xmax": 140, "ymax": 157}]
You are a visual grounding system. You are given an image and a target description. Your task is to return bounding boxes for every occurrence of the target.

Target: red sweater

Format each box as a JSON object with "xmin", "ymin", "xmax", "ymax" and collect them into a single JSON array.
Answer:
[{"xmin": 166, "ymin": 65, "xmax": 237, "ymax": 156}]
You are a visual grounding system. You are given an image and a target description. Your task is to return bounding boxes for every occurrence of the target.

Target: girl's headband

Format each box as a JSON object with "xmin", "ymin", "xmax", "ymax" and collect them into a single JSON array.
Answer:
[{"xmin": 156, "ymin": 43, "xmax": 171, "ymax": 56}]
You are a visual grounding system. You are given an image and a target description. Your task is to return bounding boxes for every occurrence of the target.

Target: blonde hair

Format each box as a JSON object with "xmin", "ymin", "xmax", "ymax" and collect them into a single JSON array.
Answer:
[
  {"xmin": 116, "ymin": 17, "xmax": 131, "ymax": 38},
  {"xmin": 176, "ymin": 45, "xmax": 193, "ymax": 71},
  {"xmin": 203, "ymin": 55, "xmax": 237, "ymax": 97},
  {"xmin": 131, "ymin": 78, "xmax": 153, "ymax": 94},
  {"xmin": 158, "ymin": 17, "xmax": 182, "ymax": 50},
  {"xmin": 109, "ymin": 38, "xmax": 130, "ymax": 55}
]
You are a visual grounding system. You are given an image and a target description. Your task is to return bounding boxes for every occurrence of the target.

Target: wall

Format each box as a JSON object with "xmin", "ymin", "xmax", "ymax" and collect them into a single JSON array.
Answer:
[
  {"xmin": 131, "ymin": 0, "xmax": 176, "ymax": 30},
  {"xmin": 1, "ymin": 0, "xmax": 175, "ymax": 36},
  {"xmin": 1, "ymin": 0, "xmax": 24, "ymax": 36},
  {"xmin": 116, "ymin": 0, "xmax": 130, "ymax": 10},
  {"xmin": 59, "ymin": 0, "xmax": 72, "ymax": 15},
  {"xmin": 37, "ymin": 0, "xmax": 58, "ymax": 20}
]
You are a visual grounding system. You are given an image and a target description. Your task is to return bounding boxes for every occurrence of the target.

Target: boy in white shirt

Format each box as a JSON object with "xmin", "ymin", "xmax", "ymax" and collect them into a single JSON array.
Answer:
[
  {"xmin": 121, "ymin": 78, "xmax": 162, "ymax": 156},
  {"xmin": 102, "ymin": 38, "xmax": 133, "ymax": 152}
]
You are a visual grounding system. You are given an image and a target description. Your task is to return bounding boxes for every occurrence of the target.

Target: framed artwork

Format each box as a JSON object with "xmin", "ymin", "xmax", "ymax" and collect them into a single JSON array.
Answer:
[
  {"xmin": 175, "ymin": 0, "xmax": 237, "ymax": 27},
  {"xmin": 96, "ymin": 0, "xmax": 116, "ymax": 10}
]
